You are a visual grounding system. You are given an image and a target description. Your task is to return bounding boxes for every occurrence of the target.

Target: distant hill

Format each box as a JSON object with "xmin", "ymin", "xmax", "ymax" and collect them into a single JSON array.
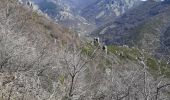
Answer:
[
  {"xmin": 1, "ymin": 0, "xmax": 170, "ymax": 100},
  {"xmin": 21, "ymin": 0, "xmax": 96, "ymax": 35},
  {"xmin": 21, "ymin": 0, "xmax": 141, "ymax": 34},
  {"xmin": 93, "ymin": 0, "xmax": 170, "ymax": 59},
  {"xmin": 80, "ymin": 0, "xmax": 140, "ymax": 26}
]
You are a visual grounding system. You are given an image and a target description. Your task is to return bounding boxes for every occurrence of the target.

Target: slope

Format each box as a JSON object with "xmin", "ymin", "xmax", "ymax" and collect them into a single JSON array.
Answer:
[
  {"xmin": 28, "ymin": 0, "xmax": 96, "ymax": 35},
  {"xmin": 93, "ymin": 0, "xmax": 170, "ymax": 59},
  {"xmin": 0, "ymin": 0, "xmax": 170, "ymax": 100},
  {"xmin": 81, "ymin": 0, "xmax": 140, "ymax": 26}
]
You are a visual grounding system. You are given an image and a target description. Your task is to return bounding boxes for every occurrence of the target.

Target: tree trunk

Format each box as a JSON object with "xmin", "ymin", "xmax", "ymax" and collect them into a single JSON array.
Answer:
[{"xmin": 69, "ymin": 75, "xmax": 75, "ymax": 97}]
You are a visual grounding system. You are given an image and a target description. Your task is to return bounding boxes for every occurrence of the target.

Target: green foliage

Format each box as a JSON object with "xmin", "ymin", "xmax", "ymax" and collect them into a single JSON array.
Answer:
[
  {"xmin": 107, "ymin": 45, "xmax": 142, "ymax": 61},
  {"xmin": 147, "ymin": 58, "xmax": 158, "ymax": 70},
  {"xmin": 32, "ymin": 11, "xmax": 40, "ymax": 21},
  {"xmin": 108, "ymin": 45, "xmax": 170, "ymax": 78},
  {"xmin": 146, "ymin": 57, "xmax": 170, "ymax": 78},
  {"xmin": 81, "ymin": 43, "xmax": 94, "ymax": 56},
  {"xmin": 146, "ymin": 58, "xmax": 159, "ymax": 77},
  {"xmin": 160, "ymin": 62, "xmax": 170, "ymax": 78},
  {"xmin": 107, "ymin": 45, "xmax": 120, "ymax": 54},
  {"xmin": 59, "ymin": 75, "xmax": 65, "ymax": 85}
]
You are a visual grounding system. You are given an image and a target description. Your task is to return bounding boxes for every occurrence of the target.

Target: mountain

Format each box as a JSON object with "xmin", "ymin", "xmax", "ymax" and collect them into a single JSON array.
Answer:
[
  {"xmin": 21, "ymin": 0, "xmax": 141, "ymax": 34},
  {"xmin": 80, "ymin": 0, "xmax": 140, "ymax": 26},
  {"xmin": 24, "ymin": 0, "xmax": 96, "ymax": 34},
  {"xmin": 69, "ymin": 0, "xmax": 98, "ymax": 10},
  {"xmin": 1, "ymin": 0, "xmax": 170, "ymax": 100},
  {"xmin": 93, "ymin": 0, "xmax": 170, "ymax": 59}
]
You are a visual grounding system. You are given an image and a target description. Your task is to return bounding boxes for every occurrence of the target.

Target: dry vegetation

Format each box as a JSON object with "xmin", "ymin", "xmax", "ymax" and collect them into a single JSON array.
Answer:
[{"xmin": 0, "ymin": 0, "xmax": 170, "ymax": 100}]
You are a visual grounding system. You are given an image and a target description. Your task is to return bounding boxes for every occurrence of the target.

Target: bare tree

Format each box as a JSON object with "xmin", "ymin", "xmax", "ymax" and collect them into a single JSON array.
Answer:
[{"xmin": 61, "ymin": 40, "xmax": 100, "ymax": 98}]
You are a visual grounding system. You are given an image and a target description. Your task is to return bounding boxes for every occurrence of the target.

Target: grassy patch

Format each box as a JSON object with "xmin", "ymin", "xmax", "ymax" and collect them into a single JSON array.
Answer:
[
  {"xmin": 59, "ymin": 75, "xmax": 65, "ymax": 85},
  {"xmin": 146, "ymin": 57, "xmax": 170, "ymax": 78},
  {"xmin": 107, "ymin": 45, "xmax": 142, "ymax": 61},
  {"xmin": 32, "ymin": 11, "xmax": 40, "ymax": 21},
  {"xmin": 81, "ymin": 43, "xmax": 94, "ymax": 56},
  {"xmin": 147, "ymin": 58, "xmax": 159, "ymax": 71},
  {"xmin": 108, "ymin": 45, "xmax": 170, "ymax": 79}
]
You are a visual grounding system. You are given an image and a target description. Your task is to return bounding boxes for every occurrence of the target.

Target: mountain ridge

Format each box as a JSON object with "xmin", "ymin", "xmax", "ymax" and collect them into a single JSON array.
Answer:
[
  {"xmin": 92, "ymin": 0, "xmax": 170, "ymax": 60},
  {"xmin": 0, "ymin": 0, "xmax": 170, "ymax": 100},
  {"xmin": 22, "ymin": 0, "xmax": 141, "ymax": 34}
]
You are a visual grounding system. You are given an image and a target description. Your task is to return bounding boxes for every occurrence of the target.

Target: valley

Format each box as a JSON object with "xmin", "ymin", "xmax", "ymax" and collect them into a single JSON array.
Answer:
[{"xmin": 24, "ymin": 0, "xmax": 140, "ymax": 35}]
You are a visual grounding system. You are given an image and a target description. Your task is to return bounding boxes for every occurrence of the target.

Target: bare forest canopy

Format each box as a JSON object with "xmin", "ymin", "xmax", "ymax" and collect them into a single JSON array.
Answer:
[{"xmin": 0, "ymin": 0, "xmax": 170, "ymax": 100}]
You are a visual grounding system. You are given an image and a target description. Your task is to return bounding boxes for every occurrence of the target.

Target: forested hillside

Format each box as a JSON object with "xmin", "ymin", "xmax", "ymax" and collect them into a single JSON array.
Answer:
[{"xmin": 0, "ymin": 0, "xmax": 170, "ymax": 100}]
